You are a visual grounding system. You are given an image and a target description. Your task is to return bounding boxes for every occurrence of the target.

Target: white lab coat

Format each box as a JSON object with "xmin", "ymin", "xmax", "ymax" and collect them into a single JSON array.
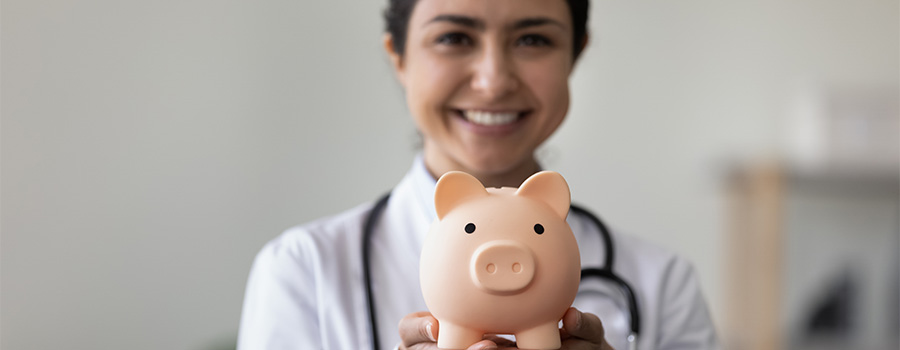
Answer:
[{"xmin": 238, "ymin": 156, "xmax": 719, "ymax": 350}]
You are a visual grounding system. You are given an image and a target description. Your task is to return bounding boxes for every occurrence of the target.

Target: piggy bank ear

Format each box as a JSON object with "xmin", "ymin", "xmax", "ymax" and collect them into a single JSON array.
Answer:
[
  {"xmin": 434, "ymin": 171, "xmax": 488, "ymax": 220},
  {"xmin": 516, "ymin": 171, "xmax": 571, "ymax": 219}
]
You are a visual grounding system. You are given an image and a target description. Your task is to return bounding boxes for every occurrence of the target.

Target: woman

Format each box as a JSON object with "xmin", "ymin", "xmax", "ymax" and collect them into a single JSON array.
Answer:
[{"xmin": 238, "ymin": 1, "xmax": 719, "ymax": 349}]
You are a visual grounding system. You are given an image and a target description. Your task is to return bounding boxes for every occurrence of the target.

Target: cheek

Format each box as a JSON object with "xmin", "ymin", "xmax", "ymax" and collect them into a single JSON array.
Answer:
[
  {"xmin": 522, "ymin": 56, "xmax": 570, "ymax": 105},
  {"xmin": 525, "ymin": 64, "xmax": 571, "ymax": 120},
  {"xmin": 406, "ymin": 55, "xmax": 465, "ymax": 112},
  {"xmin": 405, "ymin": 62, "xmax": 465, "ymax": 137}
]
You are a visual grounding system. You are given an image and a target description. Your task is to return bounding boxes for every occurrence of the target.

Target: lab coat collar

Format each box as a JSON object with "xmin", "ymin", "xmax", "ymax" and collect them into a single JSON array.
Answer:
[
  {"xmin": 409, "ymin": 153, "xmax": 438, "ymax": 225},
  {"xmin": 403, "ymin": 154, "xmax": 551, "ymax": 226},
  {"xmin": 381, "ymin": 154, "xmax": 438, "ymax": 254}
]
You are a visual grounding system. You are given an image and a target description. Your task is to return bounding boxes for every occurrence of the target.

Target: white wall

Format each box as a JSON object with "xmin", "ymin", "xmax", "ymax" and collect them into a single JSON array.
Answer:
[
  {"xmin": 560, "ymin": 0, "xmax": 898, "ymax": 341},
  {"xmin": 2, "ymin": 1, "xmax": 896, "ymax": 349}
]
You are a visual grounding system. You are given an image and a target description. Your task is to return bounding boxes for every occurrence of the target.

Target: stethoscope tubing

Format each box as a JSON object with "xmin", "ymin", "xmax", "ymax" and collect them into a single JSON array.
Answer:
[
  {"xmin": 361, "ymin": 193, "xmax": 392, "ymax": 350},
  {"xmin": 570, "ymin": 204, "xmax": 642, "ymax": 336},
  {"xmin": 362, "ymin": 193, "xmax": 640, "ymax": 350}
]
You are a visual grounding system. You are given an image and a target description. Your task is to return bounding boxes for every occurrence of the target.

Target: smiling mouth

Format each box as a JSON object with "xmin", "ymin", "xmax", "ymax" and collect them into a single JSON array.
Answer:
[{"xmin": 454, "ymin": 109, "xmax": 529, "ymax": 126}]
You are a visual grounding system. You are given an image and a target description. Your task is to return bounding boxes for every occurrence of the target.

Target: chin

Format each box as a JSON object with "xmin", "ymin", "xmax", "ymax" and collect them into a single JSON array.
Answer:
[{"xmin": 460, "ymin": 152, "xmax": 532, "ymax": 178}]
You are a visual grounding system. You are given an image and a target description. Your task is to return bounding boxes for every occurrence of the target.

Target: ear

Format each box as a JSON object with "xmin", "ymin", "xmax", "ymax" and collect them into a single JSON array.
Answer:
[
  {"xmin": 578, "ymin": 32, "xmax": 590, "ymax": 57},
  {"xmin": 572, "ymin": 32, "xmax": 590, "ymax": 68},
  {"xmin": 515, "ymin": 171, "xmax": 571, "ymax": 219},
  {"xmin": 434, "ymin": 171, "xmax": 488, "ymax": 220},
  {"xmin": 383, "ymin": 33, "xmax": 407, "ymax": 86}
]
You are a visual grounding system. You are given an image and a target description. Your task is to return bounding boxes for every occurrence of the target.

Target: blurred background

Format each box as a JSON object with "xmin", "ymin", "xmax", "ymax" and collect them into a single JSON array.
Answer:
[{"xmin": 2, "ymin": 0, "xmax": 897, "ymax": 349}]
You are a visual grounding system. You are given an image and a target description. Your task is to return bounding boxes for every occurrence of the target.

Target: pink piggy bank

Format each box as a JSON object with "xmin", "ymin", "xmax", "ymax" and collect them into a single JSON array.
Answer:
[{"xmin": 420, "ymin": 171, "xmax": 581, "ymax": 350}]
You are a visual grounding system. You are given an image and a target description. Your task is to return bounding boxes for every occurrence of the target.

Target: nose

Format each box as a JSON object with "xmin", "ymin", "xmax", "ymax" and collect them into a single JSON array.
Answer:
[
  {"xmin": 470, "ymin": 240, "xmax": 535, "ymax": 294},
  {"xmin": 470, "ymin": 45, "xmax": 519, "ymax": 99}
]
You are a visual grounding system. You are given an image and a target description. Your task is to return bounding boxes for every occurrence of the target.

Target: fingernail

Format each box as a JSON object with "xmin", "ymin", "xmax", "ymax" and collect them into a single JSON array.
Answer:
[
  {"xmin": 426, "ymin": 322, "xmax": 436, "ymax": 342},
  {"xmin": 575, "ymin": 309, "xmax": 583, "ymax": 328},
  {"xmin": 478, "ymin": 344, "xmax": 498, "ymax": 350}
]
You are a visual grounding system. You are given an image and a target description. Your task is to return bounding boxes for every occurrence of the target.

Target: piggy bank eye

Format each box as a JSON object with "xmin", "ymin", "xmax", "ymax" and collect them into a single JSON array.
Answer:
[
  {"xmin": 465, "ymin": 223, "xmax": 476, "ymax": 234},
  {"xmin": 534, "ymin": 223, "xmax": 544, "ymax": 235}
]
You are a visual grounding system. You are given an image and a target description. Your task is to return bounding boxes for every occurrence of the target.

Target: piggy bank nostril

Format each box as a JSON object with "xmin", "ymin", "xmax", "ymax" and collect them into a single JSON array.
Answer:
[
  {"xmin": 486, "ymin": 263, "xmax": 496, "ymax": 274},
  {"xmin": 512, "ymin": 263, "xmax": 522, "ymax": 273}
]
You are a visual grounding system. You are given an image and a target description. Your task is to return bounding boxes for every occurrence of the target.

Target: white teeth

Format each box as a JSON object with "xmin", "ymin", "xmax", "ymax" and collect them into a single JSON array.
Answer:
[{"xmin": 463, "ymin": 110, "xmax": 519, "ymax": 126}]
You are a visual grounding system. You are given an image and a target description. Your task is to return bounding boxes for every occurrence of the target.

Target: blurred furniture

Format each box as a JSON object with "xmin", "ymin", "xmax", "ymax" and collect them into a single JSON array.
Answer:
[{"xmin": 723, "ymin": 161, "xmax": 899, "ymax": 350}]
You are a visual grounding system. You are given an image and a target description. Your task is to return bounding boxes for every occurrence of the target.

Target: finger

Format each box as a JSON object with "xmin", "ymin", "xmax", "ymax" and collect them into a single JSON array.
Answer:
[
  {"xmin": 465, "ymin": 339, "xmax": 500, "ymax": 350},
  {"xmin": 561, "ymin": 337, "xmax": 616, "ymax": 350},
  {"xmin": 559, "ymin": 326, "xmax": 571, "ymax": 341},
  {"xmin": 482, "ymin": 334, "xmax": 516, "ymax": 347},
  {"xmin": 398, "ymin": 311, "xmax": 439, "ymax": 347},
  {"xmin": 561, "ymin": 307, "xmax": 607, "ymax": 344}
]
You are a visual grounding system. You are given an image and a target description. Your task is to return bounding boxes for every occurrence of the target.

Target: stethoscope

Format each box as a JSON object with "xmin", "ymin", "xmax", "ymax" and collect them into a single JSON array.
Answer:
[{"xmin": 362, "ymin": 193, "xmax": 640, "ymax": 350}]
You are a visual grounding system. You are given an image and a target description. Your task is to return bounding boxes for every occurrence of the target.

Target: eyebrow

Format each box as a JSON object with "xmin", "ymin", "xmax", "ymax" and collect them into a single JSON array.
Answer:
[
  {"xmin": 512, "ymin": 17, "xmax": 567, "ymax": 31},
  {"xmin": 425, "ymin": 15, "xmax": 566, "ymax": 31},
  {"xmin": 427, "ymin": 14, "xmax": 485, "ymax": 29}
]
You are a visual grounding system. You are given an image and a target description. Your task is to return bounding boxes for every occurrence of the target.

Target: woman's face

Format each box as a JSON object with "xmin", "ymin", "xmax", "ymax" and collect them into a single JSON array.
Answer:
[{"xmin": 387, "ymin": 0, "xmax": 578, "ymax": 179}]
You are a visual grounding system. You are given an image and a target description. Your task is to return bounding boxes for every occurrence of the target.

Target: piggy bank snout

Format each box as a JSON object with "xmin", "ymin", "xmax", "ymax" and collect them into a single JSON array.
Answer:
[{"xmin": 470, "ymin": 241, "xmax": 535, "ymax": 294}]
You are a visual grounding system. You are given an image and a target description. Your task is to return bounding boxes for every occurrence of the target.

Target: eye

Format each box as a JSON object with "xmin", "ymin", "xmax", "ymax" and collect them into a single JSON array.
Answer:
[
  {"xmin": 516, "ymin": 34, "xmax": 552, "ymax": 47},
  {"xmin": 436, "ymin": 32, "xmax": 473, "ymax": 46},
  {"xmin": 465, "ymin": 223, "xmax": 476, "ymax": 234},
  {"xmin": 534, "ymin": 224, "xmax": 544, "ymax": 235}
]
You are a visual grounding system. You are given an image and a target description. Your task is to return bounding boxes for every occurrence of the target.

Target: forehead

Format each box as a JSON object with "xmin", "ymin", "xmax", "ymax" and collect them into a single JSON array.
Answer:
[{"xmin": 409, "ymin": 0, "xmax": 571, "ymax": 30}]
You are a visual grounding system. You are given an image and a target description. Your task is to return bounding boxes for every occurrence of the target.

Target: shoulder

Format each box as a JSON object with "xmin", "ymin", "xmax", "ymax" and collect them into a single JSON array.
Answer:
[
  {"xmin": 239, "ymin": 202, "xmax": 380, "ymax": 349},
  {"xmin": 612, "ymin": 230, "xmax": 719, "ymax": 344},
  {"xmin": 253, "ymin": 201, "xmax": 376, "ymax": 268},
  {"xmin": 568, "ymin": 210, "xmax": 692, "ymax": 280},
  {"xmin": 613, "ymin": 230, "xmax": 714, "ymax": 313},
  {"xmin": 602, "ymin": 228, "xmax": 705, "ymax": 297},
  {"xmin": 613, "ymin": 232, "xmax": 685, "ymax": 270}
]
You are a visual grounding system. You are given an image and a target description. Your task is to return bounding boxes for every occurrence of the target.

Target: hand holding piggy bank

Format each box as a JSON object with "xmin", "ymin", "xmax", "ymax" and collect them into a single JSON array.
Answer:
[{"xmin": 419, "ymin": 171, "xmax": 581, "ymax": 350}]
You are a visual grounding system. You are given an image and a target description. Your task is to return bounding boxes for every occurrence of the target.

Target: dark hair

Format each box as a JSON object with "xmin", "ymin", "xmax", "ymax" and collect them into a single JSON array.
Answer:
[{"xmin": 384, "ymin": 0, "xmax": 589, "ymax": 59}]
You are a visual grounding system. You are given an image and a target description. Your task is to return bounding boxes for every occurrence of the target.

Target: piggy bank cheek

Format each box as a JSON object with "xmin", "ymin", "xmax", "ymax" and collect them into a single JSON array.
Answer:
[
  {"xmin": 528, "ymin": 223, "xmax": 582, "ymax": 295},
  {"xmin": 421, "ymin": 222, "xmax": 481, "ymax": 284}
]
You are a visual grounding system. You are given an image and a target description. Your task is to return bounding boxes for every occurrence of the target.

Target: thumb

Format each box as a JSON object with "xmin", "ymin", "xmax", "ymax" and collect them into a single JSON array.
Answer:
[
  {"xmin": 398, "ymin": 311, "xmax": 438, "ymax": 347},
  {"xmin": 561, "ymin": 307, "xmax": 608, "ymax": 344}
]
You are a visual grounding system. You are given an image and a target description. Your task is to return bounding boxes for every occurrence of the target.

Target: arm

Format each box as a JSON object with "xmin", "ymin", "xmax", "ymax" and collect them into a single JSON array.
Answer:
[
  {"xmin": 656, "ymin": 258, "xmax": 720, "ymax": 350},
  {"xmin": 238, "ymin": 237, "xmax": 321, "ymax": 349}
]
